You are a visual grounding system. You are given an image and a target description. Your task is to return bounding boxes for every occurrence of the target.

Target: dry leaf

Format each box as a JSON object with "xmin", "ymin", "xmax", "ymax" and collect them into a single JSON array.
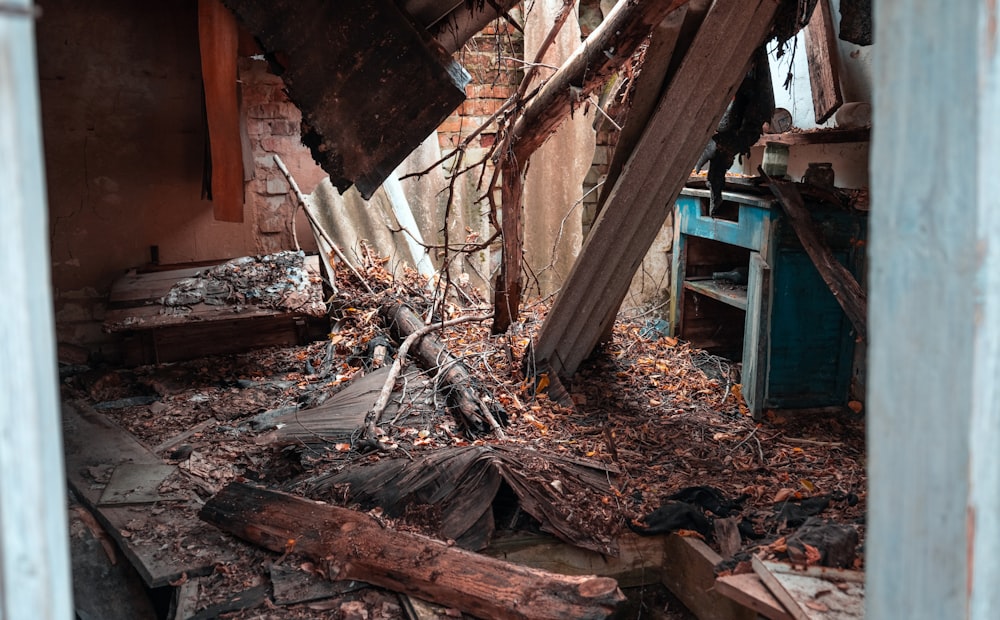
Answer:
[
  {"xmin": 773, "ymin": 488, "xmax": 796, "ymax": 503},
  {"xmin": 804, "ymin": 601, "xmax": 830, "ymax": 612}
]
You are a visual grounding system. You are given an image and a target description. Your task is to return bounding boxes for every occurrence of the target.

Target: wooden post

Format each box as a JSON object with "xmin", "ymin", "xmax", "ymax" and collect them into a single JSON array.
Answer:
[
  {"xmin": 0, "ymin": 2, "xmax": 74, "ymax": 617},
  {"xmin": 868, "ymin": 1, "xmax": 1000, "ymax": 618}
]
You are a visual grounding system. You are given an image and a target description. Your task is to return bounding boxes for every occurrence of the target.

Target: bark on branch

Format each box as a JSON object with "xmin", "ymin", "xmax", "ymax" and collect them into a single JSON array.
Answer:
[
  {"xmin": 492, "ymin": 0, "xmax": 691, "ymax": 332},
  {"xmin": 376, "ymin": 302, "xmax": 506, "ymax": 438},
  {"xmin": 200, "ymin": 483, "xmax": 625, "ymax": 620}
]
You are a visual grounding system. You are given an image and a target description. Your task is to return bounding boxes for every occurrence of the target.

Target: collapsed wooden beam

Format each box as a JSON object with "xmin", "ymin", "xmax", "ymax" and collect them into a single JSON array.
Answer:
[
  {"xmin": 764, "ymin": 176, "xmax": 867, "ymax": 342},
  {"xmin": 200, "ymin": 482, "xmax": 626, "ymax": 620},
  {"xmin": 532, "ymin": 0, "xmax": 781, "ymax": 377}
]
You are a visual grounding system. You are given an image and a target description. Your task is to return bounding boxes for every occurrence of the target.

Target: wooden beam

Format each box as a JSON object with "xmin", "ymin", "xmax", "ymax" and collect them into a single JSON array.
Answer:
[
  {"xmin": 0, "ymin": 4, "xmax": 74, "ymax": 616},
  {"xmin": 485, "ymin": 532, "xmax": 666, "ymax": 588},
  {"xmin": 715, "ymin": 573, "xmax": 793, "ymax": 620},
  {"xmin": 595, "ymin": 5, "xmax": 693, "ymax": 215},
  {"xmin": 802, "ymin": 0, "xmax": 842, "ymax": 124},
  {"xmin": 868, "ymin": 1, "xmax": 1000, "ymax": 618},
  {"xmin": 533, "ymin": 0, "xmax": 780, "ymax": 377},
  {"xmin": 764, "ymin": 176, "xmax": 867, "ymax": 342},
  {"xmin": 198, "ymin": 0, "xmax": 244, "ymax": 222},
  {"xmin": 200, "ymin": 482, "xmax": 625, "ymax": 620},
  {"xmin": 430, "ymin": 0, "xmax": 522, "ymax": 54}
]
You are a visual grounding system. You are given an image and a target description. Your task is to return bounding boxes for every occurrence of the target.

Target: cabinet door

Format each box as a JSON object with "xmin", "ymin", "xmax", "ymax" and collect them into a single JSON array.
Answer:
[{"xmin": 742, "ymin": 253, "xmax": 771, "ymax": 419}]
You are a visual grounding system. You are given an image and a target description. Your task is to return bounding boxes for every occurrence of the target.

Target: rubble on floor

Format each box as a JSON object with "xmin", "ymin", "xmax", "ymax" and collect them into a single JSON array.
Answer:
[{"xmin": 60, "ymin": 256, "xmax": 865, "ymax": 619}]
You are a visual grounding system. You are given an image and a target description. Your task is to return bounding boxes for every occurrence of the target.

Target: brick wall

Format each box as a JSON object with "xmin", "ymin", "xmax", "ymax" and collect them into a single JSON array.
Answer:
[
  {"xmin": 239, "ymin": 57, "xmax": 328, "ymax": 254},
  {"xmin": 439, "ymin": 19, "xmax": 523, "ymax": 151}
]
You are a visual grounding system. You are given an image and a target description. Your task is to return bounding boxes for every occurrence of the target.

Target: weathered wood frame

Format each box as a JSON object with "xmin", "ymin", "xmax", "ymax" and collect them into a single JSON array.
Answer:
[
  {"xmin": 0, "ymin": 2, "xmax": 74, "ymax": 616},
  {"xmin": 867, "ymin": 1, "xmax": 1000, "ymax": 617}
]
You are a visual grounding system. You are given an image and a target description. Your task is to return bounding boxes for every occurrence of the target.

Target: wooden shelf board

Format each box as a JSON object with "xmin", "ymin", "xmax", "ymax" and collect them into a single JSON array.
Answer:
[
  {"xmin": 684, "ymin": 278, "xmax": 749, "ymax": 310},
  {"xmin": 757, "ymin": 127, "xmax": 870, "ymax": 146}
]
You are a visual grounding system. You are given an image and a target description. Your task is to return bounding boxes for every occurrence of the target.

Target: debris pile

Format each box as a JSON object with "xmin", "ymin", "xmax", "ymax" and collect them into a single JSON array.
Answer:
[{"xmin": 61, "ymin": 254, "xmax": 866, "ymax": 619}]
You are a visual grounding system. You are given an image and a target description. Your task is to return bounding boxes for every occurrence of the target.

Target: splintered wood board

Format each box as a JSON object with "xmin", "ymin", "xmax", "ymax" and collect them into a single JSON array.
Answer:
[
  {"xmin": 758, "ymin": 560, "xmax": 864, "ymax": 620},
  {"xmin": 716, "ymin": 573, "xmax": 794, "ymax": 620},
  {"xmin": 62, "ymin": 400, "xmax": 236, "ymax": 587},
  {"xmin": 485, "ymin": 532, "xmax": 666, "ymax": 588}
]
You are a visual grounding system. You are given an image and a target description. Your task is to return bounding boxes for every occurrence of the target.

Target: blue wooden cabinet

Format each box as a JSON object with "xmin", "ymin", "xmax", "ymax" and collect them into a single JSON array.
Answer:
[{"xmin": 669, "ymin": 187, "xmax": 866, "ymax": 417}]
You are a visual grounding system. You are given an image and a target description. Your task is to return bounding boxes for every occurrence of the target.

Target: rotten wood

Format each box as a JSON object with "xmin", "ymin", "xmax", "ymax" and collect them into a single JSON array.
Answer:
[
  {"xmin": 486, "ymin": 532, "xmax": 665, "ymax": 588},
  {"xmin": 764, "ymin": 175, "xmax": 867, "ymax": 342},
  {"xmin": 198, "ymin": 0, "xmax": 244, "ymax": 222},
  {"xmin": 380, "ymin": 302, "xmax": 505, "ymax": 437},
  {"xmin": 61, "ymin": 400, "xmax": 237, "ymax": 587},
  {"xmin": 533, "ymin": 0, "xmax": 781, "ymax": 377},
  {"xmin": 491, "ymin": 0, "xmax": 691, "ymax": 333},
  {"xmin": 224, "ymin": 0, "xmax": 468, "ymax": 198},
  {"xmin": 199, "ymin": 482, "xmax": 626, "ymax": 620},
  {"xmin": 757, "ymin": 126, "xmax": 869, "ymax": 146},
  {"xmin": 803, "ymin": 0, "xmax": 842, "ymax": 124}
]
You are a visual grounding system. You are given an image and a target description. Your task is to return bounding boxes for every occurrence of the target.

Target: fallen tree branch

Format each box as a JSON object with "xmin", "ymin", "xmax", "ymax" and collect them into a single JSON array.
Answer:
[
  {"xmin": 364, "ymin": 304, "xmax": 505, "ymax": 441},
  {"xmin": 492, "ymin": 0, "xmax": 691, "ymax": 332},
  {"xmin": 200, "ymin": 482, "xmax": 625, "ymax": 620}
]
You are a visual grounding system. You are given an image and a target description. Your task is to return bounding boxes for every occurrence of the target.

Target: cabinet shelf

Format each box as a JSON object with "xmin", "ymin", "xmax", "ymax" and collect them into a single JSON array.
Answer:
[{"xmin": 683, "ymin": 278, "xmax": 748, "ymax": 311}]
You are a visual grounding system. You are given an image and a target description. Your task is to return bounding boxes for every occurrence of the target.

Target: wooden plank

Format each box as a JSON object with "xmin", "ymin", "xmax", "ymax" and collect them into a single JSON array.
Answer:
[
  {"xmin": 62, "ymin": 401, "xmax": 236, "ymax": 587},
  {"xmin": 801, "ymin": 3, "xmax": 842, "ymax": 123},
  {"xmin": 69, "ymin": 504, "xmax": 158, "ymax": 620},
  {"xmin": 715, "ymin": 573, "xmax": 793, "ymax": 620},
  {"xmin": 200, "ymin": 482, "xmax": 626, "ymax": 620},
  {"xmin": 109, "ymin": 255, "xmax": 321, "ymax": 307},
  {"xmin": 0, "ymin": 5, "xmax": 74, "ymax": 616},
  {"xmin": 224, "ymin": 0, "xmax": 469, "ymax": 198},
  {"xmin": 865, "ymin": 8, "xmax": 1000, "ymax": 620},
  {"xmin": 752, "ymin": 557, "xmax": 809, "ymax": 620},
  {"xmin": 802, "ymin": 0, "xmax": 842, "ymax": 124},
  {"xmin": 757, "ymin": 127, "xmax": 869, "ymax": 146},
  {"xmin": 533, "ymin": 0, "xmax": 781, "ymax": 377},
  {"xmin": 660, "ymin": 535, "xmax": 756, "ymax": 620},
  {"xmin": 742, "ymin": 253, "xmax": 772, "ymax": 418},
  {"xmin": 764, "ymin": 177, "xmax": 867, "ymax": 342},
  {"xmin": 683, "ymin": 279, "xmax": 748, "ymax": 310},
  {"xmin": 485, "ymin": 532, "xmax": 666, "ymax": 588},
  {"xmin": 198, "ymin": 0, "xmax": 244, "ymax": 222}
]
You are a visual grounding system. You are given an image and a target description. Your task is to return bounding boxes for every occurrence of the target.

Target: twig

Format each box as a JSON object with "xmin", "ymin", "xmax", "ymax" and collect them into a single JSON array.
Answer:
[
  {"xmin": 361, "ymin": 313, "xmax": 496, "ymax": 442},
  {"xmin": 782, "ymin": 436, "xmax": 844, "ymax": 448},
  {"xmin": 273, "ymin": 154, "xmax": 374, "ymax": 294}
]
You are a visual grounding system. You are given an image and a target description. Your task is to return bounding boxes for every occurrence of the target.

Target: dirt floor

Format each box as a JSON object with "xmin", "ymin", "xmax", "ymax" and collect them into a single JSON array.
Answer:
[{"xmin": 62, "ymin": 259, "xmax": 866, "ymax": 619}]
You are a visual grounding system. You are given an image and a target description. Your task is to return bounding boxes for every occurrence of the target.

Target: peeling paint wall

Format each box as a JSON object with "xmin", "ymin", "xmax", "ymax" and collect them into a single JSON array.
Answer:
[{"xmin": 522, "ymin": 0, "xmax": 596, "ymax": 298}]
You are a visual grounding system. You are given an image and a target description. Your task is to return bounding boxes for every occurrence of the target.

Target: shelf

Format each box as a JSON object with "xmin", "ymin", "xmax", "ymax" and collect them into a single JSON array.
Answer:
[
  {"xmin": 683, "ymin": 278, "xmax": 748, "ymax": 311},
  {"xmin": 756, "ymin": 127, "xmax": 870, "ymax": 146}
]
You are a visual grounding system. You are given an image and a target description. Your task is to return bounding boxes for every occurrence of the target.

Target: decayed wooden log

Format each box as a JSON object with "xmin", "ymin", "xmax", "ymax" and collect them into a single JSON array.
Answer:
[
  {"xmin": 379, "ymin": 301, "xmax": 506, "ymax": 436},
  {"xmin": 200, "ymin": 482, "xmax": 625, "ymax": 620},
  {"xmin": 764, "ymin": 175, "xmax": 867, "ymax": 342}
]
